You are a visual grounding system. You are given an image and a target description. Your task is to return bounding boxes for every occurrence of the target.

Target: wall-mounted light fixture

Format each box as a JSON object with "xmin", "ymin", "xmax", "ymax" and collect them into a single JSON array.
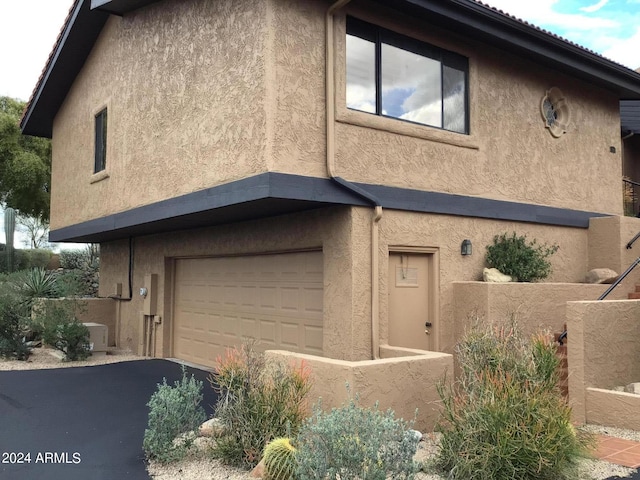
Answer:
[{"xmin": 461, "ymin": 239, "xmax": 472, "ymax": 256}]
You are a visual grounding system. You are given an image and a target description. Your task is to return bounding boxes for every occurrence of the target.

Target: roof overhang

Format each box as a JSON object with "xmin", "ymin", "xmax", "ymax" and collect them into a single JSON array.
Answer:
[
  {"xmin": 50, "ymin": 173, "xmax": 607, "ymax": 243},
  {"xmin": 21, "ymin": 0, "xmax": 640, "ymax": 138},
  {"xmin": 90, "ymin": 0, "xmax": 161, "ymax": 16}
]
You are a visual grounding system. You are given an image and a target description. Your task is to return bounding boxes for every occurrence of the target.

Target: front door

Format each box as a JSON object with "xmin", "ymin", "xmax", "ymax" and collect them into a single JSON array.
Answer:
[{"xmin": 388, "ymin": 252, "xmax": 436, "ymax": 351}]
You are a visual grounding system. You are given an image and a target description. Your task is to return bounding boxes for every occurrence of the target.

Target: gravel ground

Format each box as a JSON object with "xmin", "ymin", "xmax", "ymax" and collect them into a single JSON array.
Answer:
[{"xmin": 2, "ymin": 349, "xmax": 636, "ymax": 480}]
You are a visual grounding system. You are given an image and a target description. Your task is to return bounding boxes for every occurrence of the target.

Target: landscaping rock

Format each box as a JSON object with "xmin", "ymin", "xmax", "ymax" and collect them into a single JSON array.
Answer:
[
  {"xmin": 584, "ymin": 268, "xmax": 618, "ymax": 284},
  {"xmin": 250, "ymin": 459, "xmax": 265, "ymax": 478},
  {"xmin": 199, "ymin": 417, "xmax": 225, "ymax": 438},
  {"xmin": 482, "ymin": 268, "xmax": 513, "ymax": 283},
  {"xmin": 624, "ymin": 383, "xmax": 640, "ymax": 395}
]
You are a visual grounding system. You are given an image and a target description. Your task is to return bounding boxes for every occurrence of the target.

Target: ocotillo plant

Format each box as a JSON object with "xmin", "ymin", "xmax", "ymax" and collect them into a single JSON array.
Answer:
[{"xmin": 4, "ymin": 207, "xmax": 15, "ymax": 272}]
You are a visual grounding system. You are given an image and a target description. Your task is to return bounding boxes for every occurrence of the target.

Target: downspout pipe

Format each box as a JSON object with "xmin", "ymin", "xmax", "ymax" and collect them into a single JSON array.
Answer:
[{"xmin": 326, "ymin": 0, "xmax": 383, "ymax": 360}]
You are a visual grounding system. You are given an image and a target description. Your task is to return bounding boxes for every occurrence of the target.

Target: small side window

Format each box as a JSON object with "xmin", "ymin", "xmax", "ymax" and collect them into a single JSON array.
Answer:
[{"xmin": 94, "ymin": 108, "xmax": 107, "ymax": 173}]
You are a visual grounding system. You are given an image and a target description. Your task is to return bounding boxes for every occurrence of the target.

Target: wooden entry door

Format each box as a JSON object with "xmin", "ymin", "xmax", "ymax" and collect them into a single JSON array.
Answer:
[{"xmin": 388, "ymin": 252, "xmax": 437, "ymax": 351}]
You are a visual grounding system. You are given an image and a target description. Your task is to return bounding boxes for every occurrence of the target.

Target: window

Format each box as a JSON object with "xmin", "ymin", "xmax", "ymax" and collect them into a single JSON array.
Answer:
[
  {"xmin": 346, "ymin": 17, "xmax": 469, "ymax": 134},
  {"xmin": 94, "ymin": 108, "xmax": 107, "ymax": 173}
]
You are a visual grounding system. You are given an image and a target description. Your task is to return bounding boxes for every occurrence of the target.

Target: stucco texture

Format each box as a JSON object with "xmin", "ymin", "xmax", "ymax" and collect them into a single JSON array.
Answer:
[
  {"xmin": 265, "ymin": 348, "xmax": 453, "ymax": 432},
  {"xmin": 328, "ymin": 6, "xmax": 622, "ymax": 215},
  {"xmin": 100, "ymin": 206, "xmax": 377, "ymax": 361},
  {"xmin": 567, "ymin": 300, "xmax": 640, "ymax": 427},
  {"xmin": 51, "ymin": 0, "xmax": 269, "ymax": 230}
]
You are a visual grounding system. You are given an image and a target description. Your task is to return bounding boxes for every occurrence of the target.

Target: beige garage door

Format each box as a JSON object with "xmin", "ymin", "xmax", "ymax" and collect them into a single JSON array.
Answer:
[{"xmin": 173, "ymin": 251, "xmax": 323, "ymax": 368}]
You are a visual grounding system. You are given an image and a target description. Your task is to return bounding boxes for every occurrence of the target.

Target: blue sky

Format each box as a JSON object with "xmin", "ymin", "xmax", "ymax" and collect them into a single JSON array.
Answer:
[{"xmin": 0, "ymin": 0, "xmax": 639, "ymax": 102}]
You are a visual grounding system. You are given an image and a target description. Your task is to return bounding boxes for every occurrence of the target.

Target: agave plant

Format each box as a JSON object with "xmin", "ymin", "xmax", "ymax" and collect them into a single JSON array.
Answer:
[{"xmin": 14, "ymin": 267, "xmax": 58, "ymax": 304}]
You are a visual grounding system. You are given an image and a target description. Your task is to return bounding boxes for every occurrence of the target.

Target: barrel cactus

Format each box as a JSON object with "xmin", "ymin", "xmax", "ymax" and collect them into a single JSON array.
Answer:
[{"xmin": 263, "ymin": 438, "xmax": 297, "ymax": 480}]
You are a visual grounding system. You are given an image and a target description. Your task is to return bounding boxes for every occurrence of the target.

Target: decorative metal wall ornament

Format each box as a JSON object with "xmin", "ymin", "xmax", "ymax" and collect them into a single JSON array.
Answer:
[{"xmin": 540, "ymin": 87, "xmax": 570, "ymax": 138}]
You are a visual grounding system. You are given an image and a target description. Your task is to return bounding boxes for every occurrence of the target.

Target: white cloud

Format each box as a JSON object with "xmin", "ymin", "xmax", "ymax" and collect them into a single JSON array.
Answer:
[
  {"xmin": 0, "ymin": 0, "xmax": 73, "ymax": 101},
  {"xmin": 602, "ymin": 28, "xmax": 640, "ymax": 70},
  {"xmin": 580, "ymin": 0, "xmax": 610, "ymax": 13}
]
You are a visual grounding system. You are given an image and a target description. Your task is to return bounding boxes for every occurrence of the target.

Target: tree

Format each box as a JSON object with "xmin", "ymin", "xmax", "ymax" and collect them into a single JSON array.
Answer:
[
  {"xmin": 0, "ymin": 96, "xmax": 51, "ymax": 221},
  {"xmin": 17, "ymin": 213, "xmax": 51, "ymax": 249}
]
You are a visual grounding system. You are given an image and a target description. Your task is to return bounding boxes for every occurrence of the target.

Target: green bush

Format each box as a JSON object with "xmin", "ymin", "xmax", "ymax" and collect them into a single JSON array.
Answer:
[
  {"xmin": 54, "ymin": 269, "xmax": 89, "ymax": 297},
  {"xmin": 12, "ymin": 268, "xmax": 57, "ymax": 305},
  {"xmin": 59, "ymin": 249, "xmax": 89, "ymax": 270},
  {"xmin": 0, "ymin": 290, "xmax": 31, "ymax": 360},
  {"xmin": 434, "ymin": 319, "xmax": 592, "ymax": 480},
  {"xmin": 143, "ymin": 366, "xmax": 206, "ymax": 464},
  {"xmin": 0, "ymin": 249, "xmax": 53, "ymax": 273},
  {"xmin": 34, "ymin": 299, "xmax": 91, "ymax": 361},
  {"xmin": 295, "ymin": 394, "xmax": 419, "ymax": 480},
  {"xmin": 210, "ymin": 342, "xmax": 312, "ymax": 468},
  {"xmin": 485, "ymin": 232, "xmax": 558, "ymax": 282}
]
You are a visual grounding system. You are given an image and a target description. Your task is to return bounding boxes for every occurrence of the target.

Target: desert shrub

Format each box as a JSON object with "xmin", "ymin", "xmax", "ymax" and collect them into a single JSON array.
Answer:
[
  {"xmin": 295, "ymin": 394, "xmax": 419, "ymax": 480},
  {"xmin": 143, "ymin": 366, "xmax": 206, "ymax": 464},
  {"xmin": 34, "ymin": 299, "xmax": 90, "ymax": 361},
  {"xmin": 12, "ymin": 267, "xmax": 58, "ymax": 305},
  {"xmin": 59, "ymin": 249, "xmax": 89, "ymax": 270},
  {"xmin": 0, "ymin": 290, "xmax": 31, "ymax": 360},
  {"xmin": 485, "ymin": 232, "xmax": 558, "ymax": 282},
  {"xmin": 434, "ymin": 319, "xmax": 592, "ymax": 480},
  {"xmin": 210, "ymin": 342, "xmax": 312, "ymax": 468},
  {"xmin": 21, "ymin": 249, "xmax": 52, "ymax": 270},
  {"xmin": 53, "ymin": 269, "xmax": 89, "ymax": 297}
]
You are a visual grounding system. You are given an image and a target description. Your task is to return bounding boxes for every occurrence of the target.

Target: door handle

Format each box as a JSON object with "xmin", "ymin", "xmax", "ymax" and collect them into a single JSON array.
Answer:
[
  {"xmin": 425, "ymin": 321, "xmax": 432, "ymax": 335},
  {"xmin": 425, "ymin": 322, "xmax": 432, "ymax": 327}
]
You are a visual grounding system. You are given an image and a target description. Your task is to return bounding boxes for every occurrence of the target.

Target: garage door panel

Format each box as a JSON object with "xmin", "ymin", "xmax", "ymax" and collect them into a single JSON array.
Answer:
[{"xmin": 173, "ymin": 252, "xmax": 323, "ymax": 367}]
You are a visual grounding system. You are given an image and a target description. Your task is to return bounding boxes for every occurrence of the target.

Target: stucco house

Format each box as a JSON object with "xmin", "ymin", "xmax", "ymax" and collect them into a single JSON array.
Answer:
[{"xmin": 19, "ymin": 0, "xmax": 640, "ymax": 428}]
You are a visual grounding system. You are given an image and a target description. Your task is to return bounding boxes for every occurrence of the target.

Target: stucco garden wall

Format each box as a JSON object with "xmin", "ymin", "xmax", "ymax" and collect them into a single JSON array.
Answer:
[
  {"xmin": 567, "ymin": 300, "xmax": 640, "ymax": 429},
  {"xmin": 265, "ymin": 348, "xmax": 453, "ymax": 432}
]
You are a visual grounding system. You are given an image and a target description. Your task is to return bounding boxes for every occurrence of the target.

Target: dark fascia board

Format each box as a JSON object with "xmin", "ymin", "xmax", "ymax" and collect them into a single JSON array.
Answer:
[
  {"xmin": 379, "ymin": 0, "xmax": 640, "ymax": 99},
  {"xmin": 20, "ymin": 1, "xmax": 109, "ymax": 138},
  {"xmin": 50, "ymin": 173, "xmax": 609, "ymax": 243},
  {"xmin": 90, "ymin": 0, "xmax": 161, "ymax": 16}
]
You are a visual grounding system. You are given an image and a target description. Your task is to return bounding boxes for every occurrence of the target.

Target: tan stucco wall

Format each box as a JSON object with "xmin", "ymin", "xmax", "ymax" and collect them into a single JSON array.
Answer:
[
  {"xmin": 265, "ymin": 349, "xmax": 453, "ymax": 432},
  {"xmin": 50, "ymin": 0, "xmax": 624, "ymax": 233},
  {"xmin": 378, "ymin": 209, "xmax": 593, "ymax": 353},
  {"xmin": 99, "ymin": 204, "xmax": 617, "ymax": 363},
  {"xmin": 99, "ymin": 206, "xmax": 377, "ymax": 361},
  {"xmin": 51, "ymin": 0, "xmax": 270, "ymax": 230},
  {"xmin": 269, "ymin": 2, "xmax": 623, "ymax": 215},
  {"xmin": 585, "ymin": 388, "xmax": 640, "ymax": 431},
  {"xmin": 452, "ymin": 282, "xmax": 615, "ymax": 341},
  {"xmin": 567, "ymin": 300, "xmax": 640, "ymax": 426}
]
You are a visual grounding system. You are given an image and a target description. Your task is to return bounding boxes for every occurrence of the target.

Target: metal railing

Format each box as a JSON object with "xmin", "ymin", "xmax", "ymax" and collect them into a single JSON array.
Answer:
[
  {"xmin": 623, "ymin": 178, "xmax": 640, "ymax": 217},
  {"xmin": 558, "ymin": 227, "xmax": 640, "ymax": 345}
]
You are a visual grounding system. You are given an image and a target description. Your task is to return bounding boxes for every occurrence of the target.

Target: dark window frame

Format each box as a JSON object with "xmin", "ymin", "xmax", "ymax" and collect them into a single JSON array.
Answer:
[
  {"xmin": 94, "ymin": 108, "xmax": 107, "ymax": 173},
  {"xmin": 346, "ymin": 16, "xmax": 470, "ymax": 134}
]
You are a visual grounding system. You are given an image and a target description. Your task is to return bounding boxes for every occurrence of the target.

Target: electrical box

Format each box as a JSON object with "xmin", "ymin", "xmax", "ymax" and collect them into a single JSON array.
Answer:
[
  {"xmin": 143, "ymin": 273, "xmax": 158, "ymax": 316},
  {"xmin": 83, "ymin": 323, "xmax": 108, "ymax": 352}
]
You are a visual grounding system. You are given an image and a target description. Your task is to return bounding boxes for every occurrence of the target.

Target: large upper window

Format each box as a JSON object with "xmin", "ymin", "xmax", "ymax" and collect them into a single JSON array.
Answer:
[
  {"xmin": 94, "ymin": 108, "xmax": 107, "ymax": 173},
  {"xmin": 346, "ymin": 17, "xmax": 469, "ymax": 134}
]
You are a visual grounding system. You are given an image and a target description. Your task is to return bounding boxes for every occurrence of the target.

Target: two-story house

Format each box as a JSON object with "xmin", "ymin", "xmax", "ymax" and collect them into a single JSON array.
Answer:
[{"xmin": 21, "ymin": 0, "xmax": 640, "ymax": 371}]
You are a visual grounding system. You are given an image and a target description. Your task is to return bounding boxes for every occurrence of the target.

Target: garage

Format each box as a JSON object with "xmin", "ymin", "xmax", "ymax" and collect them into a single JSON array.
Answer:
[{"xmin": 172, "ymin": 251, "xmax": 323, "ymax": 368}]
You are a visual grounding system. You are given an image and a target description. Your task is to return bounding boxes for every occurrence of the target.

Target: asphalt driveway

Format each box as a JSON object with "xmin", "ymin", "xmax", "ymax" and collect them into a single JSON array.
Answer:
[{"xmin": 0, "ymin": 359, "xmax": 218, "ymax": 480}]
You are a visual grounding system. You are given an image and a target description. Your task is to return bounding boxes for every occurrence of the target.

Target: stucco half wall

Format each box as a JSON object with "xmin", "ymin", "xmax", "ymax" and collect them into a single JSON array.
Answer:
[
  {"xmin": 567, "ymin": 300, "xmax": 640, "ymax": 428},
  {"xmin": 265, "ymin": 346, "xmax": 453, "ymax": 432}
]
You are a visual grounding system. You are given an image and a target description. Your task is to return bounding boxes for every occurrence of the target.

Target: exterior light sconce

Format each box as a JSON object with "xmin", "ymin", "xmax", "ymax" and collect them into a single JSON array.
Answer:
[{"xmin": 461, "ymin": 239, "xmax": 472, "ymax": 256}]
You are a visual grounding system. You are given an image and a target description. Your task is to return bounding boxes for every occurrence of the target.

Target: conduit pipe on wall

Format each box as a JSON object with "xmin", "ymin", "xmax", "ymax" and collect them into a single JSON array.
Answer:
[{"xmin": 326, "ymin": 0, "xmax": 382, "ymax": 360}]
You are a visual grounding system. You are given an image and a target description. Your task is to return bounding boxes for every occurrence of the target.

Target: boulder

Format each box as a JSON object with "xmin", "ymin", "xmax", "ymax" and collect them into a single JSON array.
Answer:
[
  {"xmin": 482, "ymin": 268, "xmax": 513, "ymax": 283},
  {"xmin": 584, "ymin": 268, "xmax": 619, "ymax": 284},
  {"xmin": 251, "ymin": 459, "xmax": 265, "ymax": 478},
  {"xmin": 199, "ymin": 417, "xmax": 225, "ymax": 438},
  {"xmin": 624, "ymin": 382, "xmax": 640, "ymax": 395}
]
